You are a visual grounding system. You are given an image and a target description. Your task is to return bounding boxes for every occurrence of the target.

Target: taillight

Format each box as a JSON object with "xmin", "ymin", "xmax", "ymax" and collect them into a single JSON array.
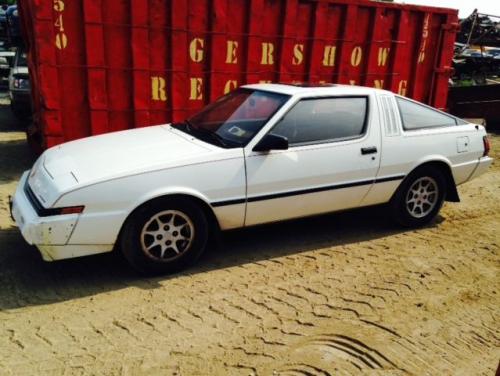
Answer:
[
  {"xmin": 58, "ymin": 206, "xmax": 85, "ymax": 215},
  {"xmin": 483, "ymin": 136, "xmax": 490, "ymax": 157},
  {"xmin": 13, "ymin": 76, "xmax": 30, "ymax": 89}
]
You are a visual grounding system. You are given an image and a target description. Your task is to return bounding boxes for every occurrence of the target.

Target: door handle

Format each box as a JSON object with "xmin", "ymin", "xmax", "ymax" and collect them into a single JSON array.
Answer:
[{"xmin": 361, "ymin": 146, "xmax": 378, "ymax": 155}]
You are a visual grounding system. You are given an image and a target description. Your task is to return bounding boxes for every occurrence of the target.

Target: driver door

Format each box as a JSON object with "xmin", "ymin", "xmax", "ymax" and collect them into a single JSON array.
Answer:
[{"xmin": 244, "ymin": 96, "xmax": 381, "ymax": 226}]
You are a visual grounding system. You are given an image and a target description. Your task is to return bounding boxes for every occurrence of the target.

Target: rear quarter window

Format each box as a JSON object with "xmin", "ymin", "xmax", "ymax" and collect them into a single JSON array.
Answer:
[{"xmin": 396, "ymin": 97, "xmax": 457, "ymax": 130}]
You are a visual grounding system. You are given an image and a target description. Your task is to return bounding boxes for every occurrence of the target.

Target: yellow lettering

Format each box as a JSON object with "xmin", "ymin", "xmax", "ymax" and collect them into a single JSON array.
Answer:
[
  {"xmin": 55, "ymin": 33, "xmax": 68, "ymax": 49},
  {"xmin": 53, "ymin": 1, "xmax": 67, "ymax": 49},
  {"xmin": 351, "ymin": 46, "xmax": 362, "ymax": 67},
  {"xmin": 53, "ymin": 0, "xmax": 65, "ymax": 12},
  {"xmin": 377, "ymin": 47, "xmax": 390, "ymax": 66},
  {"xmin": 422, "ymin": 14, "xmax": 430, "ymax": 38},
  {"xmin": 190, "ymin": 78, "xmax": 203, "ymax": 100},
  {"xmin": 418, "ymin": 51, "xmax": 425, "ymax": 63},
  {"xmin": 261, "ymin": 42, "xmax": 275, "ymax": 65},
  {"xmin": 189, "ymin": 38, "xmax": 204, "ymax": 63},
  {"xmin": 418, "ymin": 16, "xmax": 429, "ymax": 64},
  {"xmin": 226, "ymin": 40, "xmax": 238, "ymax": 64},
  {"xmin": 374, "ymin": 80, "xmax": 384, "ymax": 89},
  {"xmin": 151, "ymin": 76, "xmax": 167, "ymax": 102},
  {"xmin": 292, "ymin": 44, "xmax": 304, "ymax": 65},
  {"xmin": 259, "ymin": 80, "xmax": 272, "ymax": 84},
  {"xmin": 349, "ymin": 80, "xmax": 356, "ymax": 86},
  {"xmin": 398, "ymin": 80, "xmax": 408, "ymax": 96},
  {"xmin": 54, "ymin": 14, "xmax": 65, "ymax": 31},
  {"xmin": 322, "ymin": 45, "xmax": 336, "ymax": 67},
  {"xmin": 224, "ymin": 80, "xmax": 238, "ymax": 94}
]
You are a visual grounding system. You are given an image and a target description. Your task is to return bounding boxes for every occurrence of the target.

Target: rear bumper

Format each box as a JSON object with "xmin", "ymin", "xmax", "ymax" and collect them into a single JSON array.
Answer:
[
  {"xmin": 10, "ymin": 171, "xmax": 111, "ymax": 261},
  {"xmin": 468, "ymin": 156, "xmax": 493, "ymax": 182},
  {"xmin": 10, "ymin": 89, "xmax": 31, "ymax": 104}
]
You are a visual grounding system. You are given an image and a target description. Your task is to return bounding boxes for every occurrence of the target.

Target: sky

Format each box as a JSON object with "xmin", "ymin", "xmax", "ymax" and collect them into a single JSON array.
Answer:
[{"xmin": 402, "ymin": 0, "xmax": 499, "ymax": 18}]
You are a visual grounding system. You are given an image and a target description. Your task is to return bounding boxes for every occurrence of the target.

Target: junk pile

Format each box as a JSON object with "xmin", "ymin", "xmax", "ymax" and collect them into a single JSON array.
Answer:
[
  {"xmin": 452, "ymin": 10, "xmax": 500, "ymax": 85},
  {"xmin": 448, "ymin": 10, "xmax": 500, "ymax": 127}
]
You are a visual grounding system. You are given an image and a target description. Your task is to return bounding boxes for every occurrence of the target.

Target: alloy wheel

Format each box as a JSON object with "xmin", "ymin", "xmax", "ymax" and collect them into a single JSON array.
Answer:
[
  {"xmin": 140, "ymin": 210, "xmax": 195, "ymax": 262},
  {"xmin": 405, "ymin": 176, "xmax": 439, "ymax": 218}
]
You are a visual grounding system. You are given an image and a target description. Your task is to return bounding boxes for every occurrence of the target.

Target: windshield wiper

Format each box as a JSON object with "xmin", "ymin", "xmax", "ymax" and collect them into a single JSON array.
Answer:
[
  {"xmin": 203, "ymin": 130, "xmax": 231, "ymax": 147},
  {"xmin": 183, "ymin": 120, "xmax": 232, "ymax": 148},
  {"xmin": 184, "ymin": 119, "xmax": 195, "ymax": 132}
]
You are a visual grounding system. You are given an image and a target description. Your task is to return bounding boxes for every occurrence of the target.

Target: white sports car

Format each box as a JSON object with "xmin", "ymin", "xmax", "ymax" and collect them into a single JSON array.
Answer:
[{"xmin": 10, "ymin": 84, "xmax": 493, "ymax": 274}]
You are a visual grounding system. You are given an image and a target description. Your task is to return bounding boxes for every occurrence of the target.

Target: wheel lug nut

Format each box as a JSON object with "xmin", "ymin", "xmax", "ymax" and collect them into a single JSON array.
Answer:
[
  {"xmin": 157, "ymin": 235, "xmax": 163, "ymax": 240},
  {"xmin": 173, "ymin": 231, "xmax": 178, "ymax": 236},
  {"xmin": 166, "ymin": 240, "xmax": 172, "ymax": 245},
  {"xmin": 164, "ymin": 226, "xmax": 169, "ymax": 231}
]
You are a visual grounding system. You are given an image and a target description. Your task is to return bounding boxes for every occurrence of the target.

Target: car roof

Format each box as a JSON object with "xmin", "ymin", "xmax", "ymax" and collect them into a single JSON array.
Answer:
[{"xmin": 242, "ymin": 83, "xmax": 389, "ymax": 96}]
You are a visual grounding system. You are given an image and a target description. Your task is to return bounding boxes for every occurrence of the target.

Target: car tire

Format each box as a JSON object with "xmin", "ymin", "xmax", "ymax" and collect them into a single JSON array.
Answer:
[
  {"xmin": 120, "ymin": 197, "xmax": 209, "ymax": 275},
  {"xmin": 390, "ymin": 166, "xmax": 446, "ymax": 227}
]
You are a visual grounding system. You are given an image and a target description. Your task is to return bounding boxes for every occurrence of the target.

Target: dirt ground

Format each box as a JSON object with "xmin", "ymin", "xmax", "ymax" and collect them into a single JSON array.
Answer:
[{"xmin": 0, "ymin": 97, "xmax": 498, "ymax": 375}]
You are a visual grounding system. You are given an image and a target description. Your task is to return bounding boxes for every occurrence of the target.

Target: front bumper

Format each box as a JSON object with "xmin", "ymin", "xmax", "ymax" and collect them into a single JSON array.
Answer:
[
  {"xmin": 10, "ymin": 171, "xmax": 79, "ymax": 258},
  {"xmin": 10, "ymin": 171, "xmax": 114, "ymax": 261}
]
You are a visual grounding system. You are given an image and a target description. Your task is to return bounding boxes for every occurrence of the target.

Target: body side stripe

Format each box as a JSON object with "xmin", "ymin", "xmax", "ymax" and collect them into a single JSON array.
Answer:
[{"xmin": 211, "ymin": 174, "xmax": 405, "ymax": 207}]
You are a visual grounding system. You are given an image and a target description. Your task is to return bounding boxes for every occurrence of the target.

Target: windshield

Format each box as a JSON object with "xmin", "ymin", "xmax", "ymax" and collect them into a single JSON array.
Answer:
[{"xmin": 181, "ymin": 89, "xmax": 289, "ymax": 148}]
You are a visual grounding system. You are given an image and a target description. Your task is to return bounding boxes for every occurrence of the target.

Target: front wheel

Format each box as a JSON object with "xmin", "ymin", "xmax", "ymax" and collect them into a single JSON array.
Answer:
[
  {"xmin": 120, "ymin": 197, "xmax": 209, "ymax": 275},
  {"xmin": 390, "ymin": 166, "xmax": 446, "ymax": 227}
]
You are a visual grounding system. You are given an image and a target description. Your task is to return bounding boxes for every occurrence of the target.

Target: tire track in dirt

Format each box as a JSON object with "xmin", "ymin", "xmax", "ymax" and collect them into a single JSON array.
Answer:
[{"xmin": 0, "ymin": 132, "xmax": 499, "ymax": 374}]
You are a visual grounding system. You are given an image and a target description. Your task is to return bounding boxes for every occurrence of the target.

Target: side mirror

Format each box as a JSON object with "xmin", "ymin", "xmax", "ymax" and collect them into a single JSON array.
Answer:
[{"xmin": 253, "ymin": 133, "xmax": 288, "ymax": 152}]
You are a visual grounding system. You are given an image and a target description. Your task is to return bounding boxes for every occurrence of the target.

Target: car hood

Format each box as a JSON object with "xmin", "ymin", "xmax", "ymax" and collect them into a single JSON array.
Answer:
[{"xmin": 40, "ymin": 125, "xmax": 215, "ymax": 195}]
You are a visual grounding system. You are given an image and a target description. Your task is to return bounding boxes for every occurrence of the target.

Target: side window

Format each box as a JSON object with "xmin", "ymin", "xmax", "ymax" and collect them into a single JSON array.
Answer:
[
  {"xmin": 396, "ymin": 97, "xmax": 457, "ymax": 130},
  {"xmin": 272, "ymin": 97, "xmax": 367, "ymax": 145}
]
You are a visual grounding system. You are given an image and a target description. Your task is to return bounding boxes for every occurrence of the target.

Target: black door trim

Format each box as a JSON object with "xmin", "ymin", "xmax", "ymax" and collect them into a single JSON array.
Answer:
[{"xmin": 211, "ymin": 174, "xmax": 405, "ymax": 207}]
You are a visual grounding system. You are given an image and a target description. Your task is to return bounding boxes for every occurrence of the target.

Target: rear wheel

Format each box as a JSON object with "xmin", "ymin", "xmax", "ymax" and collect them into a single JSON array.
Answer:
[
  {"xmin": 390, "ymin": 166, "xmax": 446, "ymax": 227},
  {"xmin": 121, "ymin": 197, "xmax": 209, "ymax": 274}
]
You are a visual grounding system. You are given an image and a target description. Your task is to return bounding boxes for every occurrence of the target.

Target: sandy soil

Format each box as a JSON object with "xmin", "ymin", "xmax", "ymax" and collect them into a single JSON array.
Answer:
[{"xmin": 0, "ymin": 100, "xmax": 498, "ymax": 375}]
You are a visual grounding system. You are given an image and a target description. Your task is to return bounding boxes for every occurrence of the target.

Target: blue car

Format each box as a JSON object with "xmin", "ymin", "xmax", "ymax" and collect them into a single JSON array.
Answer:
[
  {"xmin": 5, "ymin": 5, "xmax": 21, "ymax": 43},
  {"xmin": 0, "ymin": 5, "xmax": 8, "ymax": 38},
  {"xmin": 0, "ymin": 5, "xmax": 7, "ymax": 21}
]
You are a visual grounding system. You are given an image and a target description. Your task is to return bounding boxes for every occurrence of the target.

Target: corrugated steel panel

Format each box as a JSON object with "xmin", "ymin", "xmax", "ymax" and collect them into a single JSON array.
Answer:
[{"xmin": 18, "ymin": 0, "xmax": 459, "ymax": 150}]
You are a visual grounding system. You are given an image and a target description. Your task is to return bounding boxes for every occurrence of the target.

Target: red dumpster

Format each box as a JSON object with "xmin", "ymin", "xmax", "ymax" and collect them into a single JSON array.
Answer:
[{"xmin": 18, "ymin": 0, "xmax": 458, "ymax": 150}]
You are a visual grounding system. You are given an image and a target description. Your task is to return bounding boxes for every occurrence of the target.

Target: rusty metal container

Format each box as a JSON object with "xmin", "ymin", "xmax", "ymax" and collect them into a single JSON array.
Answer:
[
  {"xmin": 448, "ymin": 84, "xmax": 500, "ymax": 128},
  {"xmin": 18, "ymin": 0, "xmax": 458, "ymax": 149}
]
